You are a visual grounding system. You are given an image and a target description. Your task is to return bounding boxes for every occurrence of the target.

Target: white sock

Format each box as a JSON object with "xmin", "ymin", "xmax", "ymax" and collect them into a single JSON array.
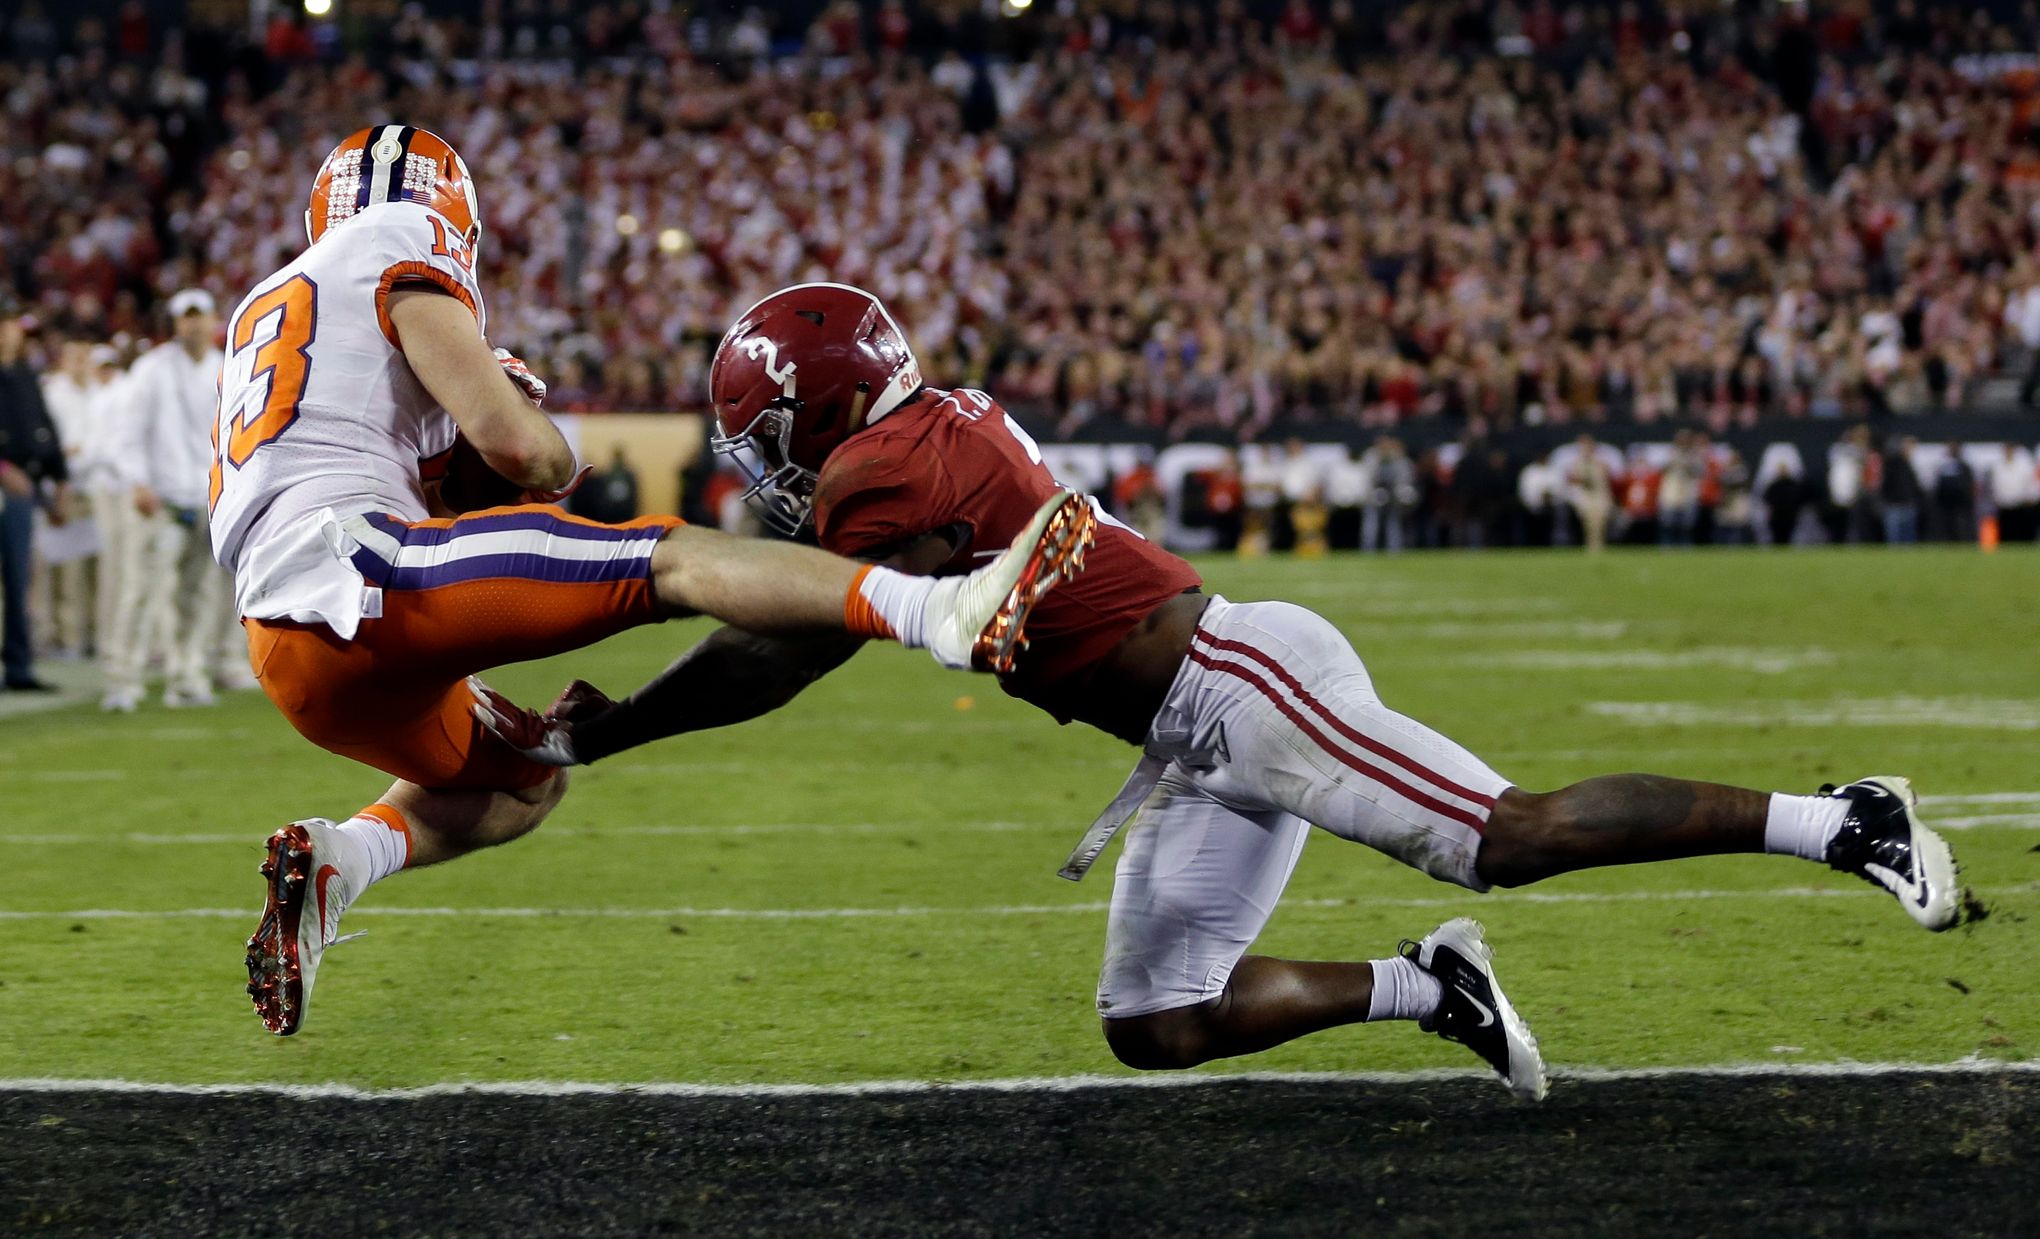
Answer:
[
  {"xmin": 1763, "ymin": 793, "xmax": 1849, "ymax": 863},
  {"xmin": 851, "ymin": 566, "xmax": 938, "ymax": 649},
  {"xmin": 327, "ymin": 805, "xmax": 412, "ymax": 904},
  {"xmin": 1366, "ymin": 955, "xmax": 1444, "ymax": 1023}
]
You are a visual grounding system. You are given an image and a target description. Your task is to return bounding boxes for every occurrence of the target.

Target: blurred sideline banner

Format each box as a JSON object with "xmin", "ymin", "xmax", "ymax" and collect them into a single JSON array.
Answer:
[{"xmin": 558, "ymin": 412, "xmax": 2036, "ymax": 547}]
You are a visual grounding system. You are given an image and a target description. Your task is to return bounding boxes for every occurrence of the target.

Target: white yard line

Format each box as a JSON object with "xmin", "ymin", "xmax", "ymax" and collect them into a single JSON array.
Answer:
[
  {"xmin": 1, "ymin": 883, "xmax": 2031, "ymax": 923},
  {"xmin": 1938, "ymin": 813, "xmax": 2040, "ymax": 829},
  {"xmin": 602, "ymin": 757, "xmax": 1128, "ymax": 776},
  {"xmin": 1360, "ymin": 620, "xmax": 1631, "ymax": 639},
  {"xmin": 1349, "ymin": 597, "xmax": 1565, "ymax": 617},
  {"xmin": 1587, "ymin": 698, "xmax": 2040, "ymax": 730},
  {"xmin": 9, "ymin": 795, "xmax": 2040, "ymax": 845},
  {"xmin": 1, "ymin": 1058, "xmax": 2033, "ymax": 1100},
  {"xmin": 0, "ymin": 821, "xmax": 1049, "ymax": 846},
  {"xmin": 1463, "ymin": 648, "xmax": 1837, "ymax": 674}
]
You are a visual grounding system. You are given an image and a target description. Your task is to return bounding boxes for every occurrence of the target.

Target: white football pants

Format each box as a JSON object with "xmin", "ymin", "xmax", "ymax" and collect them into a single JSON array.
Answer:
[
  {"xmin": 91, "ymin": 488, "xmax": 138, "ymax": 673},
  {"xmin": 107, "ymin": 510, "xmax": 233, "ymax": 698},
  {"xmin": 1097, "ymin": 596, "xmax": 1512, "ymax": 1019}
]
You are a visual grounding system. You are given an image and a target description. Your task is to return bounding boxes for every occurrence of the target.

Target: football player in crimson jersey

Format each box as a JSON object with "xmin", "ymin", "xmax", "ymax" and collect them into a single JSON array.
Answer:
[
  {"xmin": 222, "ymin": 134, "xmax": 1095, "ymax": 1036},
  {"xmin": 478, "ymin": 283, "xmax": 1967, "ymax": 1098}
]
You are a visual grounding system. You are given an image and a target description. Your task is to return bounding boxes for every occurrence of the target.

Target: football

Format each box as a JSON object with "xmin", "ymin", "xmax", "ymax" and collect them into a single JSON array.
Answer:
[{"xmin": 437, "ymin": 433, "xmax": 525, "ymax": 513}]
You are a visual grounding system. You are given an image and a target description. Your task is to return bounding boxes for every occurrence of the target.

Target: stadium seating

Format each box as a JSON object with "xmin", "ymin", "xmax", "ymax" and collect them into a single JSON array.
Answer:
[{"xmin": 9, "ymin": 0, "xmax": 2040, "ymax": 431}]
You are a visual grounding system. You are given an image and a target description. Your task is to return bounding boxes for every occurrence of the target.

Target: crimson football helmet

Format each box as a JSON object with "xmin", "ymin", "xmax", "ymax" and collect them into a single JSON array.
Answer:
[
  {"xmin": 709, "ymin": 282, "xmax": 923, "ymax": 534},
  {"xmin": 305, "ymin": 125, "xmax": 481, "ymax": 252}
]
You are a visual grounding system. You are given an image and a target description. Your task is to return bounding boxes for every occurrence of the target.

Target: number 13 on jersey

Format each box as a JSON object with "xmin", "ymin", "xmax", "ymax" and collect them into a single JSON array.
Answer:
[{"xmin": 210, "ymin": 274, "xmax": 318, "ymax": 510}]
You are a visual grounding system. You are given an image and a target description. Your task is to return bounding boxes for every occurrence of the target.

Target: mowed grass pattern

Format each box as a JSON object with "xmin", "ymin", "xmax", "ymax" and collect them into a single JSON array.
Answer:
[{"xmin": 1, "ymin": 548, "xmax": 2034, "ymax": 1086}]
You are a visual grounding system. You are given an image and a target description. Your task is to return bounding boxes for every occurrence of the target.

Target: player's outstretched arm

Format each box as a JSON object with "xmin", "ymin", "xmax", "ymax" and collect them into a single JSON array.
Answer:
[
  {"xmin": 487, "ymin": 626, "xmax": 871, "ymax": 766},
  {"xmin": 473, "ymin": 533, "xmax": 959, "ymax": 765},
  {"xmin": 386, "ymin": 286, "xmax": 575, "ymax": 492}
]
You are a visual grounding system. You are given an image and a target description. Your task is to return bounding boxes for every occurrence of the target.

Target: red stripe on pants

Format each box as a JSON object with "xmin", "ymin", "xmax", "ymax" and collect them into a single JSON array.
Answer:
[
  {"xmin": 1191, "ymin": 629, "xmax": 1498, "ymax": 810},
  {"xmin": 1185, "ymin": 647, "xmax": 1491, "ymax": 835}
]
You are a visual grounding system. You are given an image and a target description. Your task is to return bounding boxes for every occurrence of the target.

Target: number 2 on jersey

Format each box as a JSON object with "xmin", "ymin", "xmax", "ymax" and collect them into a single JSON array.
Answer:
[{"xmin": 209, "ymin": 274, "xmax": 317, "ymax": 509}]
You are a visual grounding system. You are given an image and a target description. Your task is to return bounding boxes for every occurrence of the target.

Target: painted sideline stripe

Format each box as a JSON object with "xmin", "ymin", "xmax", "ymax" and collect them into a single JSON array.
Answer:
[
  {"xmin": 2, "ymin": 883, "xmax": 2031, "ymax": 922},
  {"xmin": 2, "ymin": 1059, "xmax": 2034, "ymax": 1101}
]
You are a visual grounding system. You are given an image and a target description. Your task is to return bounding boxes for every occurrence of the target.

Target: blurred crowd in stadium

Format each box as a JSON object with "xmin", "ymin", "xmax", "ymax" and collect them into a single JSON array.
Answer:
[
  {"xmin": 5, "ymin": 0, "xmax": 2040, "ymax": 699},
  {"xmin": 10, "ymin": 0, "xmax": 2040, "ymax": 429}
]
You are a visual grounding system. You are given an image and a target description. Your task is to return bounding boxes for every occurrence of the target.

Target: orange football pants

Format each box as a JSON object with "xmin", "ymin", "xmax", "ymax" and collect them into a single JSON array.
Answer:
[{"xmin": 246, "ymin": 504, "xmax": 682, "ymax": 791}]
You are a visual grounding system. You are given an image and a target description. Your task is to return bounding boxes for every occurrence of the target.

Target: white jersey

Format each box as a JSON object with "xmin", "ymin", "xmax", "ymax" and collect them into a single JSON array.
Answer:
[
  {"xmin": 126, "ymin": 340, "xmax": 226, "ymax": 509},
  {"xmin": 209, "ymin": 200, "xmax": 485, "ymax": 637},
  {"xmin": 41, "ymin": 372, "xmax": 119, "ymax": 493}
]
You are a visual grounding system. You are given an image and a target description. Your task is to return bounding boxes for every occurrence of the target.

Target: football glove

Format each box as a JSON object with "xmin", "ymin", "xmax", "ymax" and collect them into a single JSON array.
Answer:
[{"xmin": 492, "ymin": 347, "xmax": 549, "ymax": 406}]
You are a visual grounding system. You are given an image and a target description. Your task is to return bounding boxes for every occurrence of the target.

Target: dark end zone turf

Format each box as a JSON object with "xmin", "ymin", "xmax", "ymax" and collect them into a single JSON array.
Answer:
[{"xmin": 4, "ymin": 1071, "xmax": 2033, "ymax": 1236}]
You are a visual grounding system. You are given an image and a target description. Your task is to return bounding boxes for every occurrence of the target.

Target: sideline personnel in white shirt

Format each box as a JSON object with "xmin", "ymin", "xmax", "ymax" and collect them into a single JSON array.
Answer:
[
  {"xmin": 113, "ymin": 289, "xmax": 237, "ymax": 708},
  {"xmin": 36, "ymin": 338, "xmax": 107, "ymax": 657},
  {"xmin": 83, "ymin": 344, "xmax": 147, "ymax": 695}
]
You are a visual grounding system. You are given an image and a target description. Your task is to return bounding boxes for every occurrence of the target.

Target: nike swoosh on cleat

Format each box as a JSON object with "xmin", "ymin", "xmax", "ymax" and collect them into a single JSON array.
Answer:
[
  {"xmin": 314, "ymin": 864, "xmax": 339, "ymax": 939},
  {"xmin": 1863, "ymin": 861, "xmax": 1927, "ymax": 909},
  {"xmin": 1455, "ymin": 984, "xmax": 1496, "ymax": 1029}
]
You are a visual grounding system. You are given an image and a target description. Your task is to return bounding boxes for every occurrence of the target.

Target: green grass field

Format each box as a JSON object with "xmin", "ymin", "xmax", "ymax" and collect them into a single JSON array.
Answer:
[{"xmin": 2, "ymin": 548, "xmax": 2034, "ymax": 1088}]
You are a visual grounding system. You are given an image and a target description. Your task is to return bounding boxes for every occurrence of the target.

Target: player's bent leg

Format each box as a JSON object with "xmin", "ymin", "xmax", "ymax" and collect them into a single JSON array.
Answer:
[
  {"xmin": 1101, "ymin": 820, "xmax": 1542, "ymax": 1102},
  {"xmin": 1095, "ymin": 772, "xmax": 1311, "ymax": 1051},
  {"xmin": 1088, "ymin": 774, "xmax": 1508, "ymax": 1078},
  {"xmin": 250, "ymin": 614, "xmax": 589, "ymax": 793},
  {"xmin": 244, "ymin": 773, "xmax": 569, "ymax": 1036},
  {"xmin": 376, "ymin": 770, "xmax": 569, "ymax": 867},
  {"xmin": 1102, "ymin": 945, "xmax": 1545, "ymax": 1099},
  {"xmin": 1103, "ymin": 956, "xmax": 1378, "ymax": 1069}
]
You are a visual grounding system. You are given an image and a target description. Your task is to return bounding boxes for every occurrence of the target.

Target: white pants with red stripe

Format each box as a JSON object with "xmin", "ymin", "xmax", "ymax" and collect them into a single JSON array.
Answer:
[{"xmin": 1097, "ymin": 595, "xmax": 1512, "ymax": 1020}]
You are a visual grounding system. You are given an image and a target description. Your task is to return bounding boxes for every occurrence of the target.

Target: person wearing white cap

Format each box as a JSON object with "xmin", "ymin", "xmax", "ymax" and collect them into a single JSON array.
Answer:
[{"xmin": 105, "ymin": 289, "xmax": 235, "ymax": 709}]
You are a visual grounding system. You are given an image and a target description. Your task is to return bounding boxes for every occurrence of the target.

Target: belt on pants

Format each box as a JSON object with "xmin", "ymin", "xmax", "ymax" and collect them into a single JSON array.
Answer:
[
  {"xmin": 1058, "ymin": 752, "xmax": 1169, "ymax": 882},
  {"xmin": 1058, "ymin": 729, "xmax": 1221, "ymax": 882}
]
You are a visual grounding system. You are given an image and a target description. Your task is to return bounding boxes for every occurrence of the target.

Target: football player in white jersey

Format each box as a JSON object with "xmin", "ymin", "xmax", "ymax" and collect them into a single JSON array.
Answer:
[{"xmin": 215, "ymin": 125, "xmax": 1096, "ymax": 1035}]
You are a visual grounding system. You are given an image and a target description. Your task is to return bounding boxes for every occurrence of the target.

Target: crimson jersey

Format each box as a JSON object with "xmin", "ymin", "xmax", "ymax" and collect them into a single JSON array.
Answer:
[{"xmin": 813, "ymin": 388, "xmax": 1202, "ymax": 721}]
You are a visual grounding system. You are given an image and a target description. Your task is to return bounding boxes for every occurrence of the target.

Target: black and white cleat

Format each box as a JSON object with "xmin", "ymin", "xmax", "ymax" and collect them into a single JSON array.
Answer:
[
  {"xmin": 1821, "ymin": 776, "xmax": 1963, "ymax": 931},
  {"xmin": 1403, "ymin": 917, "xmax": 1548, "ymax": 1101}
]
